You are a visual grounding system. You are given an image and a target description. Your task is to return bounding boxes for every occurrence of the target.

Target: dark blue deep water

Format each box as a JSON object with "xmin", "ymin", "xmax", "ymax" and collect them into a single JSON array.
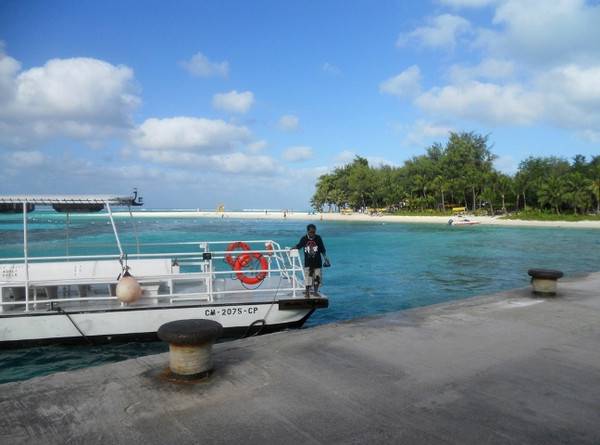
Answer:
[{"xmin": 1, "ymin": 213, "xmax": 599, "ymax": 383}]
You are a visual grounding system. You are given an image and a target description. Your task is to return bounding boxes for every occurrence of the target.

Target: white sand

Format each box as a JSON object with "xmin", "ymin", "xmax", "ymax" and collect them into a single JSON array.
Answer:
[{"xmin": 110, "ymin": 210, "xmax": 600, "ymax": 229}]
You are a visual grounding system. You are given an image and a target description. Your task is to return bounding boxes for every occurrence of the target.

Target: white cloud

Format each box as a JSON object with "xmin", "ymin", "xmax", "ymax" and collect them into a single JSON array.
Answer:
[
  {"xmin": 212, "ymin": 90, "xmax": 254, "ymax": 114},
  {"xmin": 335, "ymin": 150, "xmax": 355, "ymax": 165},
  {"xmin": 476, "ymin": 0, "xmax": 600, "ymax": 65},
  {"xmin": 392, "ymin": 1, "xmax": 600, "ymax": 139},
  {"xmin": 536, "ymin": 64, "xmax": 600, "ymax": 129},
  {"xmin": 283, "ymin": 146, "xmax": 313, "ymax": 162},
  {"xmin": 0, "ymin": 49, "xmax": 139, "ymax": 145},
  {"xmin": 415, "ymin": 80, "xmax": 543, "ymax": 125},
  {"xmin": 132, "ymin": 116, "xmax": 278, "ymax": 175},
  {"xmin": 398, "ymin": 14, "xmax": 471, "ymax": 49},
  {"xmin": 322, "ymin": 62, "xmax": 341, "ymax": 76},
  {"xmin": 181, "ymin": 52, "xmax": 229, "ymax": 77},
  {"xmin": 247, "ymin": 140, "xmax": 268, "ymax": 153},
  {"xmin": 278, "ymin": 114, "xmax": 300, "ymax": 131},
  {"xmin": 210, "ymin": 152, "xmax": 280, "ymax": 174},
  {"xmin": 132, "ymin": 117, "xmax": 251, "ymax": 152},
  {"xmin": 140, "ymin": 149, "xmax": 280, "ymax": 175},
  {"xmin": 448, "ymin": 58, "xmax": 515, "ymax": 82},
  {"xmin": 0, "ymin": 44, "xmax": 20, "ymax": 103},
  {"xmin": 2, "ymin": 150, "xmax": 46, "ymax": 168},
  {"xmin": 405, "ymin": 120, "xmax": 453, "ymax": 146},
  {"xmin": 414, "ymin": 63, "xmax": 600, "ymax": 132},
  {"xmin": 379, "ymin": 65, "xmax": 422, "ymax": 98}
]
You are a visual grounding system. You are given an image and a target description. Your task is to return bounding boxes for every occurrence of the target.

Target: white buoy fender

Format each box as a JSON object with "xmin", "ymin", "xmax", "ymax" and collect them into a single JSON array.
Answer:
[{"xmin": 116, "ymin": 274, "xmax": 142, "ymax": 303}]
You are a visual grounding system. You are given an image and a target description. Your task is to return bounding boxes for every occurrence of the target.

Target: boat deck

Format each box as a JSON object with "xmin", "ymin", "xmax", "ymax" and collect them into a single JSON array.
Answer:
[{"xmin": 0, "ymin": 275, "xmax": 309, "ymax": 315}]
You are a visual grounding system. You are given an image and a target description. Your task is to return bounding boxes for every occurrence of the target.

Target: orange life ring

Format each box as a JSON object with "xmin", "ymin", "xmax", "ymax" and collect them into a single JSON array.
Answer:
[
  {"xmin": 225, "ymin": 241, "xmax": 251, "ymax": 266},
  {"xmin": 234, "ymin": 252, "xmax": 268, "ymax": 285}
]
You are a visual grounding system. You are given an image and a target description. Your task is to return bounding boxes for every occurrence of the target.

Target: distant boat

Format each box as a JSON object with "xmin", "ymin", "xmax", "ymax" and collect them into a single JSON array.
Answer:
[{"xmin": 448, "ymin": 217, "xmax": 480, "ymax": 226}]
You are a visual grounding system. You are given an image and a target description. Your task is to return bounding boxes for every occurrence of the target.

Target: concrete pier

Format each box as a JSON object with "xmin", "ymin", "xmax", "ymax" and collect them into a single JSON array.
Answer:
[{"xmin": 1, "ymin": 273, "xmax": 599, "ymax": 444}]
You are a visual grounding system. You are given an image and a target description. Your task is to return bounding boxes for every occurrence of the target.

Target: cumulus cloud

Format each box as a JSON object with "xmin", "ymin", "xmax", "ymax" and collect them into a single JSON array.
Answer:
[
  {"xmin": 2, "ymin": 150, "xmax": 46, "ymax": 168},
  {"xmin": 283, "ymin": 146, "xmax": 313, "ymax": 162},
  {"xmin": 0, "ymin": 47, "xmax": 139, "ymax": 145},
  {"xmin": 278, "ymin": 114, "xmax": 300, "ymax": 131},
  {"xmin": 536, "ymin": 64, "xmax": 600, "ymax": 129},
  {"xmin": 132, "ymin": 117, "xmax": 251, "ymax": 152},
  {"xmin": 212, "ymin": 90, "xmax": 254, "ymax": 114},
  {"xmin": 476, "ymin": 0, "xmax": 600, "ymax": 66},
  {"xmin": 398, "ymin": 14, "xmax": 471, "ymax": 49},
  {"xmin": 181, "ymin": 52, "xmax": 229, "ymax": 77},
  {"xmin": 131, "ymin": 115, "xmax": 279, "ymax": 175},
  {"xmin": 140, "ymin": 150, "xmax": 280, "ymax": 175},
  {"xmin": 247, "ymin": 140, "xmax": 268, "ymax": 153},
  {"xmin": 394, "ymin": 0, "xmax": 600, "ymax": 139},
  {"xmin": 405, "ymin": 120, "xmax": 453, "ymax": 146},
  {"xmin": 334, "ymin": 150, "xmax": 356, "ymax": 165},
  {"xmin": 414, "ymin": 62, "xmax": 600, "ymax": 132},
  {"xmin": 448, "ymin": 58, "xmax": 515, "ymax": 82},
  {"xmin": 415, "ymin": 80, "xmax": 543, "ymax": 125},
  {"xmin": 380, "ymin": 66, "xmax": 422, "ymax": 98}
]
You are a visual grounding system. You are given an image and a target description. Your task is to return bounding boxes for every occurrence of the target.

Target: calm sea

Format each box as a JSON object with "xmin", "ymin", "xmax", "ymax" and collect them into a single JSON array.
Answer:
[{"xmin": 1, "ymin": 213, "xmax": 599, "ymax": 383}]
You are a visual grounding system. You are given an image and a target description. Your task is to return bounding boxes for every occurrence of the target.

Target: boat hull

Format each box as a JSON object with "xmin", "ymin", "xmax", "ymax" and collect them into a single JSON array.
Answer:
[{"xmin": 0, "ymin": 299, "xmax": 327, "ymax": 349}]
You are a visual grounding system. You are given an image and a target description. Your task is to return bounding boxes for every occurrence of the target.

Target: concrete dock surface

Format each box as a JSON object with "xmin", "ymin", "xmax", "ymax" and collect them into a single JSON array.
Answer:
[{"xmin": 1, "ymin": 273, "xmax": 599, "ymax": 445}]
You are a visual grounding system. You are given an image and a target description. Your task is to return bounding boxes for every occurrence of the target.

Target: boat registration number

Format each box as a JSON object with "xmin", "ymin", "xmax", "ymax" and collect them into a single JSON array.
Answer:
[{"xmin": 205, "ymin": 306, "xmax": 259, "ymax": 317}]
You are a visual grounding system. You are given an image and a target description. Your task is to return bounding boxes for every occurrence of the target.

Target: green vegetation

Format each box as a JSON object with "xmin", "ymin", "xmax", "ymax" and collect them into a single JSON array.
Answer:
[
  {"xmin": 503, "ymin": 210, "xmax": 600, "ymax": 221},
  {"xmin": 311, "ymin": 132, "xmax": 600, "ymax": 218}
]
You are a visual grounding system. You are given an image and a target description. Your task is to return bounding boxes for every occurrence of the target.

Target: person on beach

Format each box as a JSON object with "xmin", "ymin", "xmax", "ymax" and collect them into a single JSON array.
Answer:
[{"xmin": 294, "ymin": 224, "xmax": 329, "ymax": 297}]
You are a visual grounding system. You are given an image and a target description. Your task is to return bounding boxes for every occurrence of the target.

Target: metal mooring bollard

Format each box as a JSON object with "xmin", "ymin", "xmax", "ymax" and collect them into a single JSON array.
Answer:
[
  {"xmin": 158, "ymin": 319, "xmax": 223, "ymax": 379},
  {"xmin": 527, "ymin": 269, "xmax": 564, "ymax": 296}
]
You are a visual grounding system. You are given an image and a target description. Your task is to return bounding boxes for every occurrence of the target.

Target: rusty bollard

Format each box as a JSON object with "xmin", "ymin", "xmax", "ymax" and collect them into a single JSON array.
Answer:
[
  {"xmin": 527, "ymin": 269, "xmax": 564, "ymax": 296},
  {"xmin": 158, "ymin": 319, "xmax": 223, "ymax": 379}
]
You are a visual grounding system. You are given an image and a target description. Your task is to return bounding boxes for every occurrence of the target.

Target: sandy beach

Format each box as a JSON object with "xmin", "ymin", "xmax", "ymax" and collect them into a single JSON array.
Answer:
[{"xmin": 110, "ymin": 210, "xmax": 600, "ymax": 229}]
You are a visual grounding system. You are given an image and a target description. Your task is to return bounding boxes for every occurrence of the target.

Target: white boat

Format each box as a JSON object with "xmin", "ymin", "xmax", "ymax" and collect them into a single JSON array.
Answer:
[
  {"xmin": 0, "ymin": 194, "xmax": 327, "ymax": 348},
  {"xmin": 448, "ymin": 217, "xmax": 480, "ymax": 226}
]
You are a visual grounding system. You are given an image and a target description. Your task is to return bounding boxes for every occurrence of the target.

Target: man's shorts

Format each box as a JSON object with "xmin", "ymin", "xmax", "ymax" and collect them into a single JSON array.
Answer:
[{"xmin": 304, "ymin": 267, "xmax": 322, "ymax": 286}]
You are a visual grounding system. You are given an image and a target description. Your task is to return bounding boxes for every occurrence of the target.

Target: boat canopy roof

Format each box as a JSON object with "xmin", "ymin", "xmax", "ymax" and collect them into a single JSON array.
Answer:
[{"xmin": 0, "ymin": 195, "xmax": 137, "ymax": 206}]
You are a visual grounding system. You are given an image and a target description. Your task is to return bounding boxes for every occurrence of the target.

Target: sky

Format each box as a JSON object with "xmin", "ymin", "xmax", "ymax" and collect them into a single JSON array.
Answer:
[{"xmin": 1, "ymin": 0, "xmax": 599, "ymax": 209}]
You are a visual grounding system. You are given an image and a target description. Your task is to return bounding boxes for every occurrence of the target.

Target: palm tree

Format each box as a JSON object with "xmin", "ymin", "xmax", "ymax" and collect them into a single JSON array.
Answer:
[
  {"xmin": 538, "ymin": 176, "xmax": 566, "ymax": 214},
  {"xmin": 589, "ymin": 163, "xmax": 600, "ymax": 214},
  {"xmin": 565, "ymin": 173, "xmax": 592, "ymax": 215},
  {"xmin": 496, "ymin": 174, "xmax": 513, "ymax": 213},
  {"xmin": 430, "ymin": 175, "xmax": 448, "ymax": 211}
]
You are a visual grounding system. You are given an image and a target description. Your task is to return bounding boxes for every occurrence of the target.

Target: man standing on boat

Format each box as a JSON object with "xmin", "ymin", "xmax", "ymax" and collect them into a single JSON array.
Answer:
[{"xmin": 294, "ymin": 224, "xmax": 329, "ymax": 297}]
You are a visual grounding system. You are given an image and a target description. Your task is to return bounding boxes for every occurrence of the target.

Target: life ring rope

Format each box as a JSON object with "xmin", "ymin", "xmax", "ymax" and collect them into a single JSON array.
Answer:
[
  {"xmin": 234, "ymin": 252, "xmax": 268, "ymax": 285},
  {"xmin": 225, "ymin": 241, "xmax": 251, "ymax": 266}
]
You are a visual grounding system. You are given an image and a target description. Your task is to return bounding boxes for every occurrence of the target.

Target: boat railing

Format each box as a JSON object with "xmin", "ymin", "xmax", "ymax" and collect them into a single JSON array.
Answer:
[{"xmin": 0, "ymin": 240, "xmax": 307, "ymax": 313}]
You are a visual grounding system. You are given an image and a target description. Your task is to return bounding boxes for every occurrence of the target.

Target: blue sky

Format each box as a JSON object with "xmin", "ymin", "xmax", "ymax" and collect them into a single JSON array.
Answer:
[{"xmin": 1, "ymin": 0, "xmax": 599, "ymax": 209}]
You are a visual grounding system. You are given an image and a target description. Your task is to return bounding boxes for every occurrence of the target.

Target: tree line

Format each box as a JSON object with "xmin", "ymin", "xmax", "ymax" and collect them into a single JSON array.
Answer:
[{"xmin": 311, "ymin": 132, "xmax": 600, "ymax": 215}]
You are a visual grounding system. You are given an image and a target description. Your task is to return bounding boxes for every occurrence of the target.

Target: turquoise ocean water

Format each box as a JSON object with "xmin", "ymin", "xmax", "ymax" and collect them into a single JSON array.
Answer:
[{"xmin": 1, "ymin": 213, "xmax": 599, "ymax": 383}]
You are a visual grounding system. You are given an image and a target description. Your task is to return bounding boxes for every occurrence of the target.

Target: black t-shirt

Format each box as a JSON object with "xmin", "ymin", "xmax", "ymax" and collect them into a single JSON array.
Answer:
[{"xmin": 295, "ymin": 234, "xmax": 326, "ymax": 268}]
